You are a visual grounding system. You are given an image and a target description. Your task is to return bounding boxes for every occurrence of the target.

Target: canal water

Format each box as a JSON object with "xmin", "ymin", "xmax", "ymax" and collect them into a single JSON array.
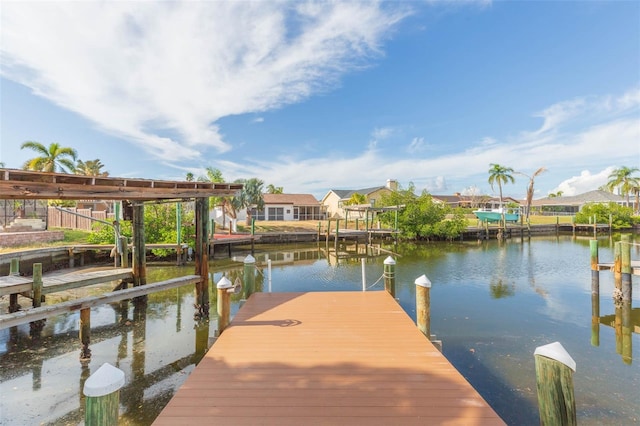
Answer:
[{"xmin": 0, "ymin": 235, "xmax": 638, "ymax": 425}]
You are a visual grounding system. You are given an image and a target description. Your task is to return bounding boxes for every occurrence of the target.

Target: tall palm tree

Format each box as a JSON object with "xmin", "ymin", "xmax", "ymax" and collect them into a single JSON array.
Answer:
[
  {"xmin": 487, "ymin": 163, "xmax": 515, "ymax": 208},
  {"xmin": 233, "ymin": 178, "xmax": 265, "ymax": 225},
  {"xmin": 606, "ymin": 166, "xmax": 640, "ymax": 209},
  {"xmin": 0, "ymin": 162, "xmax": 5, "ymax": 167},
  {"xmin": 21, "ymin": 141, "xmax": 77, "ymax": 173},
  {"xmin": 185, "ymin": 172, "xmax": 194, "ymax": 182},
  {"xmin": 516, "ymin": 167, "xmax": 546, "ymax": 222},
  {"xmin": 75, "ymin": 159, "xmax": 109, "ymax": 176},
  {"xmin": 266, "ymin": 184, "xmax": 284, "ymax": 194}
]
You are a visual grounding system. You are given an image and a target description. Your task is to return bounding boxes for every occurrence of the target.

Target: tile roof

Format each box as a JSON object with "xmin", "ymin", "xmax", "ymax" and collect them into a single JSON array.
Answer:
[{"xmin": 531, "ymin": 190, "xmax": 625, "ymax": 206}]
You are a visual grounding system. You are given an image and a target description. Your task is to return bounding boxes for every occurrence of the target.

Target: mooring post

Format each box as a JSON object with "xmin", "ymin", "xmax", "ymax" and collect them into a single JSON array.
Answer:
[
  {"xmin": 534, "ymin": 341, "xmax": 577, "ymax": 426},
  {"xmin": 80, "ymin": 308, "xmax": 92, "ymax": 361},
  {"xmin": 383, "ymin": 256, "xmax": 396, "ymax": 298},
  {"xmin": 415, "ymin": 274, "xmax": 432, "ymax": 339},
  {"xmin": 32, "ymin": 263, "xmax": 43, "ymax": 308},
  {"xmin": 83, "ymin": 363, "xmax": 125, "ymax": 426},
  {"xmin": 217, "ymin": 276, "xmax": 232, "ymax": 334},
  {"xmin": 620, "ymin": 234, "xmax": 632, "ymax": 302},
  {"xmin": 590, "ymin": 239, "xmax": 599, "ymax": 290},
  {"xmin": 317, "ymin": 221, "xmax": 321, "ymax": 241},
  {"xmin": 119, "ymin": 236, "xmax": 128, "ymax": 268},
  {"xmin": 243, "ymin": 254, "xmax": 256, "ymax": 299},
  {"xmin": 267, "ymin": 258, "xmax": 272, "ymax": 292},
  {"xmin": 9, "ymin": 258, "xmax": 20, "ymax": 313},
  {"xmin": 614, "ymin": 241, "xmax": 622, "ymax": 291}
]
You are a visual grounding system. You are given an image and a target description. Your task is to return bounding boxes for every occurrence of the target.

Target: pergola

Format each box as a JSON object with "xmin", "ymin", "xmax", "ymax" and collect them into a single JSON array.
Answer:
[{"xmin": 0, "ymin": 168, "xmax": 242, "ymax": 316}]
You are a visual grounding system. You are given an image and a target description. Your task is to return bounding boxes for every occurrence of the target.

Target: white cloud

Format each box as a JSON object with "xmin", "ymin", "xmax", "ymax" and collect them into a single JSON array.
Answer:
[
  {"xmin": 252, "ymin": 117, "xmax": 265, "ymax": 123},
  {"xmin": 407, "ymin": 137, "xmax": 427, "ymax": 153},
  {"xmin": 0, "ymin": 2, "xmax": 409, "ymax": 161},
  {"xmin": 550, "ymin": 167, "xmax": 615, "ymax": 197}
]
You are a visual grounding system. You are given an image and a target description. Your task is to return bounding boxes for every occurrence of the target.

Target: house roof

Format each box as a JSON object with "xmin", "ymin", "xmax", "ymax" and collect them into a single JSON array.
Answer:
[
  {"xmin": 531, "ymin": 190, "xmax": 625, "ymax": 207},
  {"xmin": 329, "ymin": 186, "xmax": 387, "ymax": 200},
  {"xmin": 263, "ymin": 193, "xmax": 320, "ymax": 206}
]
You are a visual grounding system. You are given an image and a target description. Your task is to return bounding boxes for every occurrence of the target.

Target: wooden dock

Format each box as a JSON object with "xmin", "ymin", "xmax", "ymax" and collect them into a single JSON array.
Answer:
[
  {"xmin": 154, "ymin": 291, "xmax": 505, "ymax": 425},
  {"xmin": 0, "ymin": 267, "xmax": 133, "ymax": 298},
  {"xmin": 596, "ymin": 260, "xmax": 640, "ymax": 276}
]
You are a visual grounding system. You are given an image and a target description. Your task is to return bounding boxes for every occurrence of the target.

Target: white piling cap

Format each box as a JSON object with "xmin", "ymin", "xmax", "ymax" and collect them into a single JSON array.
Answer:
[
  {"xmin": 217, "ymin": 276, "xmax": 233, "ymax": 289},
  {"xmin": 384, "ymin": 256, "xmax": 396, "ymax": 265},
  {"xmin": 534, "ymin": 341, "xmax": 576, "ymax": 372},
  {"xmin": 244, "ymin": 254, "xmax": 256, "ymax": 264},
  {"xmin": 83, "ymin": 363, "xmax": 125, "ymax": 397},
  {"xmin": 414, "ymin": 274, "xmax": 432, "ymax": 288}
]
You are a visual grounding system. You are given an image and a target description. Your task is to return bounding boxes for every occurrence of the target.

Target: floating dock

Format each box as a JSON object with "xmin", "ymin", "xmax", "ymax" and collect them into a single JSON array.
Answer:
[{"xmin": 154, "ymin": 291, "xmax": 505, "ymax": 425}]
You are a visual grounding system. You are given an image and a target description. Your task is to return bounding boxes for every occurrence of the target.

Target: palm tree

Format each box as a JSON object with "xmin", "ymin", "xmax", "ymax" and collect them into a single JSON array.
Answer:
[
  {"xmin": 233, "ymin": 178, "xmax": 265, "ymax": 225},
  {"xmin": 0, "ymin": 162, "xmax": 5, "ymax": 168},
  {"xmin": 548, "ymin": 191, "xmax": 563, "ymax": 198},
  {"xmin": 487, "ymin": 163, "xmax": 515, "ymax": 208},
  {"xmin": 266, "ymin": 184, "xmax": 284, "ymax": 194},
  {"xmin": 516, "ymin": 167, "xmax": 546, "ymax": 222},
  {"xmin": 345, "ymin": 193, "xmax": 367, "ymax": 206},
  {"xmin": 21, "ymin": 141, "xmax": 77, "ymax": 173},
  {"xmin": 75, "ymin": 159, "xmax": 109, "ymax": 176},
  {"xmin": 606, "ymin": 166, "xmax": 640, "ymax": 209},
  {"xmin": 185, "ymin": 172, "xmax": 194, "ymax": 182}
]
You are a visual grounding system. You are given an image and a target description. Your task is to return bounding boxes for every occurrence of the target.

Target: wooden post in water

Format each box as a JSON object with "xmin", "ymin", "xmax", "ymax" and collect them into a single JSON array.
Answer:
[
  {"xmin": 194, "ymin": 197, "xmax": 210, "ymax": 318},
  {"xmin": 83, "ymin": 363, "xmax": 125, "ymax": 426},
  {"xmin": 243, "ymin": 254, "xmax": 256, "ymax": 299},
  {"xmin": 216, "ymin": 276, "xmax": 232, "ymax": 334},
  {"xmin": 589, "ymin": 241, "xmax": 599, "ymax": 347},
  {"xmin": 620, "ymin": 234, "xmax": 632, "ymax": 302},
  {"xmin": 415, "ymin": 274, "xmax": 432, "ymax": 339},
  {"xmin": 80, "ymin": 308, "xmax": 91, "ymax": 361},
  {"xmin": 132, "ymin": 203, "xmax": 146, "ymax": 288},
  {"xmin": 32, "ymin": 263, "xmax": 43, "ymax": 308},
  {"xmin": 614, "ymin": 241, "xmax": 622, "ymax": 291},
  {"xmin": 534, "ymin": 342, "xmax": 577, "ymax": 426},
  {"xmin": 383, "ymin": 256, "xmax": 396, "ymax": 298},
  {"xmin": 119, "ymin": 236, "xmax": 128, "ymax": 269},
  {"xmin": 9, "ymin": 258, "xmax": 20, "ymax": 313}
]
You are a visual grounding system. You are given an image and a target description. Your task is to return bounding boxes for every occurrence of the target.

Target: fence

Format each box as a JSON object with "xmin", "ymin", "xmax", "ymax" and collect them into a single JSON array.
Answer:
[{"xmin": 47, "ymin": 207, "xmax": 113, "ymax": 231}]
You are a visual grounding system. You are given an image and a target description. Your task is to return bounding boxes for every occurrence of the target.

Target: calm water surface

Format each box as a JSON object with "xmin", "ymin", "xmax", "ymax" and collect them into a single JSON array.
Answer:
[{"xmin": 0, "ymin": 235, "xmax": 638, "ymax": 425}]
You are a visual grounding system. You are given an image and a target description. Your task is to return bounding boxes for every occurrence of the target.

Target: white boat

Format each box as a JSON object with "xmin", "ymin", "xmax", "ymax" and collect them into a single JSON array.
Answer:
[{"xmin": 473, "ymin": 207, "xmax": 520, "ymax": 223}]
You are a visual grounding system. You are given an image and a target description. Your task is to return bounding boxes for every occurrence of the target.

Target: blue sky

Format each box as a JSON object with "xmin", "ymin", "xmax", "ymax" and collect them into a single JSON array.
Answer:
[{"xmin": 1, "ymin": 1, "xmax": 638, "ymax": 200}]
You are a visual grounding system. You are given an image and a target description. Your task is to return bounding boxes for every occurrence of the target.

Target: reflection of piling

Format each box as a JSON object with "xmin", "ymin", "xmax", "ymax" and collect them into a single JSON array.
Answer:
[
  {"xmin": 591, "ymin": 266, "xmax": 600, "ymax": 347},
  {"xmin": 383, "ymin": 256, "xmax": 396, "ymax": 298},
  {"xmin": 621, "ymin": 302, "xmax": 632, "ymax": 365},
  {"xmin": 615, "ymin": 305, "xmax": 622, "ymax": 355},
  {"xmin": 534, "ymin": 342, "xmax": 577, "ymax": 426},
  {"xmin": 621, "ymin": 234, "xmax": 632, "ymax": 302},
  {"xmin": 83, "ymin": 363, "xmax": 125, "ymax": 426},
  {"xmin": 614, "ymin": 242, "xmax": 622, "ymax": 292}
]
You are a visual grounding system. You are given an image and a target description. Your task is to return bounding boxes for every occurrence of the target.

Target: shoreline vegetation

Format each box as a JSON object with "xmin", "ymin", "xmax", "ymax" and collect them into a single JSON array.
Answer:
[{"xmin": 0, "ymin": 215, "xmax": 581, "ymax": 255}]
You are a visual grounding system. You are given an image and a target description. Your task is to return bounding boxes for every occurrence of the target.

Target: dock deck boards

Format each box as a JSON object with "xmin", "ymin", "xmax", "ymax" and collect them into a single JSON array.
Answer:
[
  {"xmin": 154, "ymin": 291, "xmax": 505, "ymax": 425},
  {"xmin": 0, "ymin": 267, "xmax": 133, "ymax": 297}
]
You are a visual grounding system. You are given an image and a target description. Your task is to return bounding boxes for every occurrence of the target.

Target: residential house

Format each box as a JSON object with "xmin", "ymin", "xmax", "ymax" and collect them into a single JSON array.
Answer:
[
  {"xmin": 321, "ymin": 179, "xmax": 398, "ymax": 219},
  {"xmin": 251, "ymin": 194, "xmax": 325, "ymax": 221},
  {"xmin": 530, "ymin": 190, "xmax": 626, "ymax": 214},
  {"xmin": 431, "ymin": 193, "xmax": 521, "ymax": 209}
]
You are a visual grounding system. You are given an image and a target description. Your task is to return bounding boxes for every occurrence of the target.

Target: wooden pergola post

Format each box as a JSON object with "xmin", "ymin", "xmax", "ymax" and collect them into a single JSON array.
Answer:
[
  {"xmin": 132, "ymin": 203, "xmax": 146, "ymax": 288},
  {"xmin": 194, "ymin": 197, "xmax": 210, "ymax": 318}
]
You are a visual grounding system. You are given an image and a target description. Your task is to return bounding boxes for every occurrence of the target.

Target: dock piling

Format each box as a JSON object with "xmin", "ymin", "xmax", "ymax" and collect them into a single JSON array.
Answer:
[
  {"xmin": 32, "ymin": 263, "xmax": 43, "ymax": 308},
  {"xmin": 534, "ymin": 342, "xmax": 577, "ymax": 426},
  {"xmin": 83, "ymin": 363, "xmax": 125, "ymax": 426},
  {"xmin": 9, "ymin": 258, "xmax": 20, "ymax": 312},
  {"xmin": 80, "ymin": 307, "xmax": 91, "ymax": 361},
  {"xmin": 243, "ymin": 255, "xmax": 256, "ymax": 299},
  {"xmin": 383, "ymin": 256, "xmax": 396, "ymax": 298},
  {"xmin": 415, "ymin": 274, "xmax": 431, "ymax": 339},
  {"xmin": 621, "ymin": 234, "xmax": 632, "ymax": 302},
  {"xmin": 216, "ymin": 276, "xmax": 232, "ymax": 334}
]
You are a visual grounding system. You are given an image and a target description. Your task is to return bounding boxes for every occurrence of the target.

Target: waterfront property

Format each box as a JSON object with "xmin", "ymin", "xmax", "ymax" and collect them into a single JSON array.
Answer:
[{"xmin": 321, "ymin": 179, "xmax": 398, "ymax": 219}]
